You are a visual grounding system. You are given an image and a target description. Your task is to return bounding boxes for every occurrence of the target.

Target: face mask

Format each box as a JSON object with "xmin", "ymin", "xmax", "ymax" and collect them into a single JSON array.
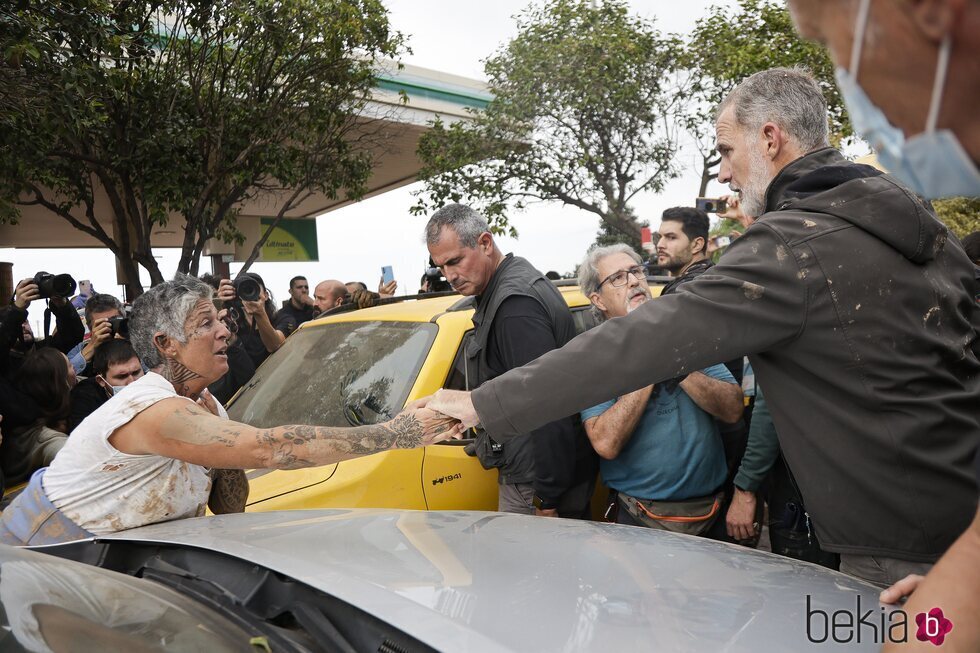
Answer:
[
  {"xmin": 96, "ymin": 375, "xmax": 126, "ymax": 398},
  {"xmin": 835, "ymin": 0, "xmax": 980, "ymax": 199}
]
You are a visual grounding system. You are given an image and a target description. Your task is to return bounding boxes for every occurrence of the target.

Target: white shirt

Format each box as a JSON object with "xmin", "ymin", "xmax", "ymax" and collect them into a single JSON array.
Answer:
[{"xmin": 43, "ymin": 372, "xmax": 223, "ymax": 535}]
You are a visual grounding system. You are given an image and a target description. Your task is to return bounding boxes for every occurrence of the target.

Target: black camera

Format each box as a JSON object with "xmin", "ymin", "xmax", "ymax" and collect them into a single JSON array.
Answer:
[
  {"xmin": 422, "ymin": 262, "xmax": 451, "ymax": 294},
  {"xmin": 33, "ymin": 271, "xmax": 77, "ymax": 299},
  {"xmin": 695, "ymin": 197, "xmax": 727, "ymax": 214},
  {"xmin": 108, "ymin": 315, "xmax": 129, "ymax": 339},
  {"xmin": 233, "ymin": 275, "xmax": 261, "ymax": 302}
]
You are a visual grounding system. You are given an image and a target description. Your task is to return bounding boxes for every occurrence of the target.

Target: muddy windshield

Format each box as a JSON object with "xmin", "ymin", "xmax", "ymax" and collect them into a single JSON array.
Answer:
[{"xmin": 227, "ymin": 321, "xmax": 437, "ymax": 428}]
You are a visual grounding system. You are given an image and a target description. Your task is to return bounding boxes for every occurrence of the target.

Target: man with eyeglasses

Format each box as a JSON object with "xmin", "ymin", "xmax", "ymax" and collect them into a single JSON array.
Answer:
[{"xmin": 576, "ymin": 244, "xmax": 743, "ymax": 534}]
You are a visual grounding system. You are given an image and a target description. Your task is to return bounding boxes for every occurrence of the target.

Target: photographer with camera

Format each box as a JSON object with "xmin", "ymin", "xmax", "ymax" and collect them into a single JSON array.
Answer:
[
  {"xmin": 66, "ymin": 294, "xmax": 127, "ymax": 377},
  {"xmin": 0, "ymin": 275, "xmax": 84, "ymax": 380},
  {"xmin": 216, "ymin": 272, "xmax": 285, "ymax": 369},
  {"xmin": 419, "ymin": 259, "xmax": 452, "ymax": 294}
]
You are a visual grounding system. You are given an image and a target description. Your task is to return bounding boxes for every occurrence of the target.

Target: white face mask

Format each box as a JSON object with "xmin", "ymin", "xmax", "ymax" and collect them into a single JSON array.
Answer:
[
  {"xmin": 96, "ymin": 375, "xmax": 126, "ymax": 397},
  {"xmin": 835, "ymin": 0, "xmax": 980, "ymax": 199}
]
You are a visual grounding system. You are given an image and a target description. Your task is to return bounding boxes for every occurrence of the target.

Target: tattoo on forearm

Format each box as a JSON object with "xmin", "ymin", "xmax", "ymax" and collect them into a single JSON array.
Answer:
[
  {"xmin": 256, "ymin": 413, "xmax": 427, "ymax": 470},
  {"xmin": 208, "ymin": 469, "xmax": 249, "ymax": 514}
]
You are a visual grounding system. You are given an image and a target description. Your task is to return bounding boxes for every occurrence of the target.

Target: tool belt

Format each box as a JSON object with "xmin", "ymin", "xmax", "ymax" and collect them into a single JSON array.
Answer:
[{"xmin": 619, "ymin": 490, "xmax": 724, "ymax": 536}]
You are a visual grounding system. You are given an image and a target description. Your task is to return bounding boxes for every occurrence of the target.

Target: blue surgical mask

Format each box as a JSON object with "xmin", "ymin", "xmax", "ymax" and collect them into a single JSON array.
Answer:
[
  {"xmin": 97, "ymin": 375, "xmax": 126, "ymax": 397},
  {"xmin": 835, "ymin": 0, "xmax": 980, "ymax": 199}
]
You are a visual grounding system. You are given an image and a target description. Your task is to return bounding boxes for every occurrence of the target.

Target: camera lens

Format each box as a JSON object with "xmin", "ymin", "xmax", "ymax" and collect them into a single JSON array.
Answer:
[
  {"xmin": 234, "ymin": 276, "xmax": 261, "ymax": 302},
  {"xmin": 33, "ymin": 271, "xmax": 76, "ymax": 299},
  {"xmin": 108, "ymin": 316, "xmax": 129, "ymax": 339},
  {"xmin": 51, "ymin": 274, "xmax": 77, "ymax": 297}
]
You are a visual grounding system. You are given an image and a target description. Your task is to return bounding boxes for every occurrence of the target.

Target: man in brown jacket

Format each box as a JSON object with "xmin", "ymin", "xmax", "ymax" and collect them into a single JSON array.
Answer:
[{"xmin": 424, "ymin": 68, "xmax": 980, "ymax": 586}]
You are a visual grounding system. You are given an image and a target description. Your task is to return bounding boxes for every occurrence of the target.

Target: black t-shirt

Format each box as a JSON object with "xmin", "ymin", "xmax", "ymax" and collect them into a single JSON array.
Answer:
[
  {"xmin": 235, "ymin": 313, "xmax": 274, "ymax": 369},
  {"xmin": 69, "ymin": 377, "xmax": 110, "ymax": 432},
  {"xmin": 484, "ymin": 295, "xmax": 595, "ymax": 506},
  {"xmin": 273, "ymin": 302, "xmax": 315, "ymax": 336}
]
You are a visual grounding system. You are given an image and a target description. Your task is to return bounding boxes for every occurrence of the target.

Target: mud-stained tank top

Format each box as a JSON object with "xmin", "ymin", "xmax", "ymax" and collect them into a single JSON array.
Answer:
[{"xmin": 42, "ymin": 372, "xmax": 223, "ymax": 535}]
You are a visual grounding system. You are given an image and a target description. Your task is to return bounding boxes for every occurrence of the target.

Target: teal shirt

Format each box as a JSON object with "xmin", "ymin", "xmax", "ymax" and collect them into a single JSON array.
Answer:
[{"xmin": 581, "ymin": 364, "xmax": 733, "ymax": 501}]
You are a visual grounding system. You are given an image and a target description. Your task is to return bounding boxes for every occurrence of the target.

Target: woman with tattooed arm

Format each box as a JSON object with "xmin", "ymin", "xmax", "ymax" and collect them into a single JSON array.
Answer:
[{"xmin": 0, "ymin": 275, "xmax": 458, "ymax": 545}]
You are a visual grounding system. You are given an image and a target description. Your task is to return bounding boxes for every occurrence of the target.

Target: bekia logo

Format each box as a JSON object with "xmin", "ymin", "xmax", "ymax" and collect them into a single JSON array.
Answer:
[
  {"xmin": 806, "ymin": 595, "xmax": 954, "ymax": 646},
  {"xmin": 915, "ymin": 608, "xmax": 953, "ymax": 646}
]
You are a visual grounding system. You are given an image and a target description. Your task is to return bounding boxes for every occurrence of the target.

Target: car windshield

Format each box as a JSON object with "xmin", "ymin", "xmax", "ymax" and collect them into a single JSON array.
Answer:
[{"xmin": 227, "ymin": 321, "xmax": 437, "ymax": 428}]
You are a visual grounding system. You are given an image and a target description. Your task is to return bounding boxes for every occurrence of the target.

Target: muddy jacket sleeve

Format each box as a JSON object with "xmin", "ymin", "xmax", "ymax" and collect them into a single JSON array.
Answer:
[{"xmin": 472, "ymin": 224, "xmax": 807, "ymax": 441}]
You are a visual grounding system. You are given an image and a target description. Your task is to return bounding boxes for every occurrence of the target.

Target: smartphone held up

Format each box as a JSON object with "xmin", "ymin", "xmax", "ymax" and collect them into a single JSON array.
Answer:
[{"xmin": 695, "ymin": 197, "xmax": 727, "ymax": 213}]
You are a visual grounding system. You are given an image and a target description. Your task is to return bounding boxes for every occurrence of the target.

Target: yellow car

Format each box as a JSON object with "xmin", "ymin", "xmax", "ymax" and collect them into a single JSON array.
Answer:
[{"xmin": 228, "ymin": 280, "xmax": 663, "ymax": 513}]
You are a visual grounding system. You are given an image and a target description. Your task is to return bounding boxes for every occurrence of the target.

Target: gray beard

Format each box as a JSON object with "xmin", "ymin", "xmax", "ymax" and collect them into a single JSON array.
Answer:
[{"xmin": 739, "ymin": 145, "xmax": 773, "ymax": 219}]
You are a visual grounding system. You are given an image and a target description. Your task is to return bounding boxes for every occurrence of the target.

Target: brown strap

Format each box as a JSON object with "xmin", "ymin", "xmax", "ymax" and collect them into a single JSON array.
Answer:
[{"xmin": 632, "ymin": 497, "xmax": 721, "ymax": 523}]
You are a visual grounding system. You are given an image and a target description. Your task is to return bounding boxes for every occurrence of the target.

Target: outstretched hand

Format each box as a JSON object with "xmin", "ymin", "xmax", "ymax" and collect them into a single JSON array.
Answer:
[
  {"xmin": 397, "ymin": 406, "xmax": 463, "ymax": 445},
  {"xmin": 424, "ymin": 389, "xmax": 481, "ymax": 429},
  {"xmin": 717, "ymin": 193, "xmax": 752, "ymax": 228}
]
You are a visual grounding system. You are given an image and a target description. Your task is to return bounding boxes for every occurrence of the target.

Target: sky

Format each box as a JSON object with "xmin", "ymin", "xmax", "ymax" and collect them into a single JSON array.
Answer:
[{"xmin": 4, "ymin": 0, "xmax": 795, "ymax": 330}]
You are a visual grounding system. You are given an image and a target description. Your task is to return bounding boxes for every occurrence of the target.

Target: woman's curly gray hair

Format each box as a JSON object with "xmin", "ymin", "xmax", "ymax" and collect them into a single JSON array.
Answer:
[{"xmin": 129, "ymin": 273, "xmax": 215, "ymax": 369}]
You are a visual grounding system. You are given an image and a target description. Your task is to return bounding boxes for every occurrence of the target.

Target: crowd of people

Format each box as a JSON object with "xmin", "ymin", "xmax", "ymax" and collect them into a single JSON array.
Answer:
[
  {"xmin": 0, "ymin": 267, "xmax": 456, "ymax": 495},
  {"xmin": 0, "ymin": 1, "xmax": 977, "ymax": 648}
]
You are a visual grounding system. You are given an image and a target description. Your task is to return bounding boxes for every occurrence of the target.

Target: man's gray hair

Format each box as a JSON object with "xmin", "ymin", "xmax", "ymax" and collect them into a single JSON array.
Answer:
[
  {"xmin": 717, "ymin": 67, "xmax": 830, "ymax": 152},
  {"xmin": 578, "ymin": 243, "xmax": 643, "ymax": 297},
  {"xmin": 425, "ymin": 203, "xmax": 490, "ymax": 248},
  {"xmin": 128, "ymin": 273, "xmax": 214, "ymax": 369}
]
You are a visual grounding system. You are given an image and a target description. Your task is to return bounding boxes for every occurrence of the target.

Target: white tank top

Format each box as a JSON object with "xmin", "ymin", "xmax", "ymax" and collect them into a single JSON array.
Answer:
[{"xmin": 43, "ymin": 372, "xmax": 223, "ymax": 535}]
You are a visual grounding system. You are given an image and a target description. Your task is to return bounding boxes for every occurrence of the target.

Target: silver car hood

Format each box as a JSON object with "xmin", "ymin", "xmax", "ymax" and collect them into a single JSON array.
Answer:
[{"xmin": 101, "ymin": 509, "xmax": 883, "ymax": 652}]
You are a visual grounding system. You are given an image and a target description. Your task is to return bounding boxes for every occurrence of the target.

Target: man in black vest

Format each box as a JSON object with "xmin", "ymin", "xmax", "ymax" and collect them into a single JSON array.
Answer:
[
  {"xmin": 273, "ymin": 276, "xmax": 316, "ymax": 336},
  {"xmin": 425, "ymin": 204, "xmax": 597, "ymax": 518}
]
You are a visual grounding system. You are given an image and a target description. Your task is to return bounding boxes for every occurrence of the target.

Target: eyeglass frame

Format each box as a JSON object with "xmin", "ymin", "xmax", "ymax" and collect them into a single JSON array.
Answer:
[{"xmin": 596, "ymin": 264, "xmax": 649, "ymax": 291}]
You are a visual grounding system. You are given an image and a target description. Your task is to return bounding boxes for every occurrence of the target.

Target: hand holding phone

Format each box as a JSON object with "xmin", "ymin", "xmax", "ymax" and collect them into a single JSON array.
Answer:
[
  {"xmin": 695, "ymin": 197, "xmax": 728, "ymax": 213},
  {"xmin": 379, "ymin": 266, "xmax": 397, "ymax": 298}
]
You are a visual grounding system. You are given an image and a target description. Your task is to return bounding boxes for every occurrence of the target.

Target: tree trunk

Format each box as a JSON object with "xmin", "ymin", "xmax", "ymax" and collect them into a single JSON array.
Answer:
[
  {"xmin": 239, "ymin": 188, "xmax": 310, "ymax": 274},
  {"xmin": 176, "ymin": 211, "xmax": 199, "ymax": 276},
  {"xmin": 699, "ymin": 154, "xmax": 721, "ymax": 197}
]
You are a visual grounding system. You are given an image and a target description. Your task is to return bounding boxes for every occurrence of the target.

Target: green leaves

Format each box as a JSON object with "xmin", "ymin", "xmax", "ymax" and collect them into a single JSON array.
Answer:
[
  {"xmin": 415, "ymin": 0, "xmax": 850, "ymax": 236},
  {"xmin": 1, "ymin": 0, "xmax": 404, "ymax": 290},
  {"xmin": 681, "ymin": 0, "xmax": 849, "ymax": 185},
  {"xmin": 415, "ymin": 0, "xmax": 683, "ymax": 240}
]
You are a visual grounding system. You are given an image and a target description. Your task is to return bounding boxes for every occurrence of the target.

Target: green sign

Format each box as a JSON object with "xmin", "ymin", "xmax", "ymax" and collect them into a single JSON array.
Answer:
[{"xmin": 260, "ymin": 218, "xmax": 319, "ymax": 262}]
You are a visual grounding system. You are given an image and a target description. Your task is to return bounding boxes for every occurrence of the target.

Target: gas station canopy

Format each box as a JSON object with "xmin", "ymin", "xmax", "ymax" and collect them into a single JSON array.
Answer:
[{"xmin": 0, "ymin": 63, "xmax": 490, "ymax": 259}]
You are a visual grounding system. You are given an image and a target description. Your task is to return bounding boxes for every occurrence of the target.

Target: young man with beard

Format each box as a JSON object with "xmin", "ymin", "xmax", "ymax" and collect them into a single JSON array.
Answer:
[
  {"xmin": 423, "ymin": 68, "xmax": 979, "ymax": 587},
  {"xmin": 656, "ymin": 207, "xmax": 714, "ymax": 292},
  {"xmin": 577, "ymin": 244, "xmax": 742, "ymax": 534},
  {"xmin": 657, "ymin": 207, "xmax": 762, "ymax": 544}
]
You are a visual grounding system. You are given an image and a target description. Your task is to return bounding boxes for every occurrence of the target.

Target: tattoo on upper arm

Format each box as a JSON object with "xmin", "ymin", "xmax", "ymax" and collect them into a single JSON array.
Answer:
[
  {"xmin": 164, "ymin": 405, "xmax": 242, "ymax": 448},
  {"xmin": 208, "ymin": 469, "xmax": 248, "ymax": 514}
]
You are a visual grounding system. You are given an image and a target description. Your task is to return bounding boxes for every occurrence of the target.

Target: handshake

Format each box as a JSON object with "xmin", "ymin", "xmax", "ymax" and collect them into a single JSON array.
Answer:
[{"xmin": 393, "ymin": 390, "xmax": 482, "ymax": 446}]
